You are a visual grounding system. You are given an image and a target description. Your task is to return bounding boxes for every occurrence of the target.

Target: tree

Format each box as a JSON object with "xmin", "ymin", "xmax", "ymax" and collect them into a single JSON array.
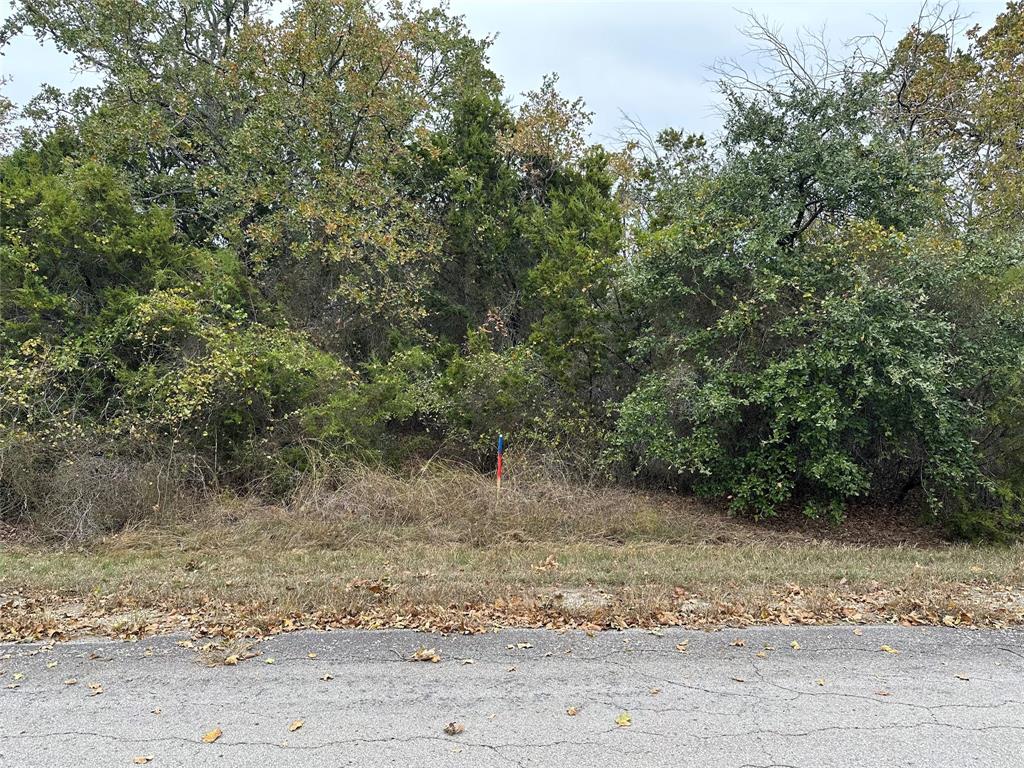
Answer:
[{"xmin": 614, "ymin": 40, "xmax": 1024, "ymax": 533}]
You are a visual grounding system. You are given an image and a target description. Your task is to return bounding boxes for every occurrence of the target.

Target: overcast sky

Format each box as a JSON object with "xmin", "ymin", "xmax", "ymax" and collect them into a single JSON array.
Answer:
[{"xmin": 1, "ymin": 0, "xmax": 1007, "ymax": 144}]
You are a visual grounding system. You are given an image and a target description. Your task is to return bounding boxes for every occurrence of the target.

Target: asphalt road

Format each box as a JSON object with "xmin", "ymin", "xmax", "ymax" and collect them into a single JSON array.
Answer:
[{"xmin": 1, "ymin": 626, "xmax": 1022, "ymax": 767}]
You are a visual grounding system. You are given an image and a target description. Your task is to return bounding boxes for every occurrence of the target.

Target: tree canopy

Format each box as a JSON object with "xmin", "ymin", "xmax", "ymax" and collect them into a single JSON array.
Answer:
[{"xmin": 2, "ymin": 0, "xmax": 1022, "ymax": 538}]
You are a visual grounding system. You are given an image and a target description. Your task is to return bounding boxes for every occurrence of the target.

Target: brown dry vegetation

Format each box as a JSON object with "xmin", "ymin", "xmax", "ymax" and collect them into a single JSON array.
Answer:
[{"xmin": 2, "ymin": 462, "xmax": 1023, "ymax": 641}]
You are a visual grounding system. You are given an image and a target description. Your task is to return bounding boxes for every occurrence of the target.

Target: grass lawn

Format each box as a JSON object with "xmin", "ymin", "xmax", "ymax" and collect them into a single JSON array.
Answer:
[{"xmin": 2, "ymin": 465, "xmax": 1022, "ymax": 640}]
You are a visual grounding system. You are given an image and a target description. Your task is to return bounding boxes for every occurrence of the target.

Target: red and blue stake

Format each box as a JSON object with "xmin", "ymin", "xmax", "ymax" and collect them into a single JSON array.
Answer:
[{"xmin": 496, "ymin": 434, "xmax": 505, "ymax": 498}]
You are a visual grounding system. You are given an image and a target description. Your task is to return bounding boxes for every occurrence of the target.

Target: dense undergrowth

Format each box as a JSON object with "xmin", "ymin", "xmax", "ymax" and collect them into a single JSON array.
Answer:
[{"xmin": 1, "ymin": 1, "xmax": 1022, "ymax": 541}]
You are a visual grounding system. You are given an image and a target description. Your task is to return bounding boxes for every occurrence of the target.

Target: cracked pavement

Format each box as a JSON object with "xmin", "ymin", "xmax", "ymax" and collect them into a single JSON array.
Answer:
[{"xmin": 1, "ymin": 626, "xmax": 1022, "ymax": 767}]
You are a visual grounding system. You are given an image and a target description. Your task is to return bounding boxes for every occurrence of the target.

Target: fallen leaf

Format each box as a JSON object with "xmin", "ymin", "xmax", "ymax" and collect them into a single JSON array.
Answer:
[
  {"xmin": 288, "ymin": 719, "xmax": 304, "ymax": 732},
  {"xmin": 46, "ymin": 661, "xmax": 58, "ymax": 669},
  {"xmin": 307, "ymin": 652, "xmax": 317, "ymax": 659},
  {"xmin": 852, "ymin": 628, "xmax": 864, "ymax": 636},
  {"xmin": 460, "ymin": 659, "xmax": 475, "ymax": 665},
  {"xmin": 224, "ymin": 655, "xmax": 239, "ymax": 666},
  {"xmin": 202, "ymin": 727, "xmax": 222, "ymax": 743},
  {"xmin": 790, "ymin": 641, "xmax": 801, "ymax": 651},
  {"xmin": 151, "ymin": 708, "xmax": 162, "ymax": 715},
  {"xmin": 12, "ymin": 673, "xmax": 24, "ymax": 681},
  {"xmin": 88, "ymin": 682, "xmax": 104, "ymax": 696},
  {"xmin": 132, "ymin": 756, "xmax": 153, "ymax": 765},
  {"xmin": 730, "ymin": 638, "xmax": 745, "ymax": 647},
  {"xmin": 64, "ymin": 678, "xmax": 78, "ymax": 686},
  {"xmin": 319, "ymin": 673, "xmax": 334, "ymax": 681},
  {"xmin": 566, "ymin": 706, "xmax": 579, "ymax": 716},
  {"xmin": 649, "ymin": 687, "xmax": 661, "ymax": 695},
  {"xmin": 506, "ymin": 642, "xmax": 533, "ymax": 650},
  {"xmin": 874, "ymin": 690, "xmax": 891, "ymax": 697},
  {"xmin": 732, "ymin": 676, "xmax": 746, "ymax": 683},
  {"xmin": 955, "ymin": 674, "xmax": 970, "ymax": 681},
  {"xmin": 815, "ymin": 678, "xmax": 826, "ymax": 686},
  {"xmin": 675, "ymin": 641, "xmax": 689, "ymax": 653},
  {"xmin": 443, "ymin": 722, "xmax": 465, "ymax": 736},
  {"xmin": 755, "ymin": 651, "xmax": 767, "ymax": 658},
  {"xmin": 412, "ymin": 647, "xmax": 441, "ymax": 663},
  {"xmin": 614, "ymin": 712, "xmax": 632, "ymax": 727},
  {"xmin": 880, "ymin": 645, "xmax": 899, "ymax": 655},
  {"xmin": 264, "ymin": 658, "xmax": 276, "ymax": 665}
]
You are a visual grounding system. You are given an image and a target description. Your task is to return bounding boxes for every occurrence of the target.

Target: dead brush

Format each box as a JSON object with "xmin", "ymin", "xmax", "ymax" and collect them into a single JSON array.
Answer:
[{"xmin": 283, "ymin": 457, "xmax": 749, "ymax": 546}]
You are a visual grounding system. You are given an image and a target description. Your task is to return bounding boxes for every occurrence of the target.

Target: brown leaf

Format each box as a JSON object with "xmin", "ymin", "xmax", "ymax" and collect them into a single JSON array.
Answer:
[
  {"xmin": 675, "ymin": 641, "xmax": 689, "ymax": 653},
  {"xmin": 88, "ymin": 682, "xmax": 104, "ymax": 696},
  {"xmin": 411, "ymin": 647, "xmax": 441, "ymax": 663},
  {"xmin": 566, "ymin": 706, "xmax": 579, "ymax": 716},
  {"xmin": 201, "ymin": 727, "xmax": 222, "ymax": 743},
  {"xmin": 132, "ymin": 756, "xmax": 153, "ymax": 765},
  {"xmin": 288, "ymin": 719, "xmax": 304, "ymax": 732},
  {"xmin": 443, "ymin": 722, "xmax": 465, "ymax": 736}
]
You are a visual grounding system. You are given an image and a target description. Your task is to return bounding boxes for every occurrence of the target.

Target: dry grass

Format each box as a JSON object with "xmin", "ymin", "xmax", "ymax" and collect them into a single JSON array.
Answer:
[{"xmin": 2, "ymin": 462, "xmax": 1023, "ymax": 639}]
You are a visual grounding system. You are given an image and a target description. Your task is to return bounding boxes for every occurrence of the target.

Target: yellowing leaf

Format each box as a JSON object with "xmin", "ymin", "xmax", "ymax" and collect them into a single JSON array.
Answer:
[
  {"xmin": 880, "ymin": 645, "xmax": 899, "ymax": 654},
  {"xmin": 288, "ymin": 719, "xmax": 304, "ymax": 732},
  {"xmin": 264, "ymin": 658, "xmax": 276, "ymax": 665},
  {"xmin": 46, "ymin": 661, "xmax": 58, "ymax": 669},
  {"xmin": 614, "ymin": 712, "xmax": 632, "ymax": 727},
  {"xmin": 790, "ymin": 641, "xmax": 801, "ymax": 651},
  {"xmin": 224, "ymin": 655, "xmax": 239, "ymax": 666},
  {"xmin": 202, "ymin": 727, "xmax": 223, "ymax": 743},
  {"xmin": 815, "ymin": 678, "xmax": 826, "ymax": 686}
]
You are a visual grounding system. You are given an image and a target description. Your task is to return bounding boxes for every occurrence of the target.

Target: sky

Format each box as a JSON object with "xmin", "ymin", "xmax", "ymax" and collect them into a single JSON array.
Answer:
[{"xmin": 0, "ymin": 0, "xmax": 1007, "ymax": 144}]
